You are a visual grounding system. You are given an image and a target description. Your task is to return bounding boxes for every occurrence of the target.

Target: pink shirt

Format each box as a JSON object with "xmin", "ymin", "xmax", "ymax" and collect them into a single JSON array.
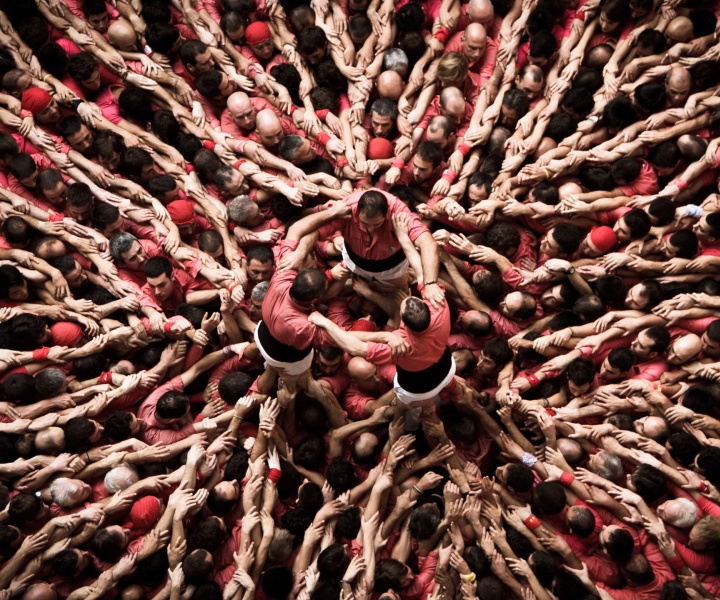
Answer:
[{"xmin": 619, "ymin": 160, "xmax": 659, "ymax": 196}]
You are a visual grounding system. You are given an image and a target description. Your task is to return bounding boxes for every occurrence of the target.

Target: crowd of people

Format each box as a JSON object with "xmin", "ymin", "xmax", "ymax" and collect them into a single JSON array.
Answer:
[{"xmin": 1, "ymin": 0, "xmax": 720, "ymax": 599}]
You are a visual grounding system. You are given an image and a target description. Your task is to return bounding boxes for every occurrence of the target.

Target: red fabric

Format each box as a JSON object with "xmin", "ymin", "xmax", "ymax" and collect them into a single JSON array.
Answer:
[
  {"xmin": 245, "ymin": 21, "xmax": 271, "ymax": 44},
  {"xmin": 21, "ymin": 88, "xmax": 53, "ymax": 115}
]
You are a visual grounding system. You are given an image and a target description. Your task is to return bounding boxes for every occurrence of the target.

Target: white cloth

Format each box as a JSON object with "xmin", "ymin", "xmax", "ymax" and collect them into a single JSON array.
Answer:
[
  {"xmin": 393, "ymin": 357, "xmax": 457, "ymax": 405},
  {"xmin": 254, "ymin": 324, "xmax": 314, "ymax": 376},
  {"xmin": 341, "ymin": 244, "xmax": 409, "ymax": 281}
]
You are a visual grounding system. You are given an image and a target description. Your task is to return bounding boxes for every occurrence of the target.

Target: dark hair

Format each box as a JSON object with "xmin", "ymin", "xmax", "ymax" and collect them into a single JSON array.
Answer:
[
  {"xmin": 415, "ymin": 140, "xmax": 443, "ymax": 168},
  {"xmin": 9, "ymin": 492, "xmax": 43, "ymax": 525},
  {"xmin": 375, "ymin": 558, "xmax": 407, "ymax": 592},
  {"xmin": 637, "ymin": 28, "xmax": 666, "ymax": 54},
  {"xmin": 603, "ymin": 97, "xmax": 638, "ymax": 130},
  {"xmin": 604, "ymin": 526, "xmax": 635, "ymax": 561},
  {"xmin": 260, "ymin": 566, "xmax": 294, "ymax": 600},
  {"xmin": 568, "ymin": 506, "xmax": 595, "ymax": 537},
  {"xmin": 667, "ymin": 432, "xmax": 702, "ymax": 467},
  {"xmin": 297, "ymin": 26, "xmax": 327, "ymax": 56},
  {"xmin": 594, "ymin": 275, "xmax": 628, "ymax": 307},
  {"xmin": 91, "ymin": 527, "xmax": 126, "ymax": 562},
  {"xmin": 610, "ymin": 157, "xmax": 642, "ymax": 185},
  {"xmin": 156, "ymin": 391, "xmax": 190, "ymax": 420},
  {"xmin": 145, "ymin": 23, "xmax": 180, "ymax": 54},
  {"xmin": 180, "ymin": 40, "xmax": 208, "ymax": 67},
  {"xmin": 551, "ymin": 224, "xmax": 582, "ymax": 254},
  {"xmin": 192, "ymin": 518, "xmax": 226, "ymax": 552},
  {"xmin": 182, "ymin": 549, "xmax": 214, "ymax": 584},
  {"xmin": 634, "ymin": 82, "xmax": 667, "ymax": 114},
  {"xmin": 104, "ymin": 411, "xmax": 135, "ymax": 442},
  {"xmin": 631, "ymin": 464, "xmax": 667, "ymax": 503},
  {"xmin": 64, "ymin": 417, "xmax": 96, "ymax": 453},
  {"xmin": 482, "ymin": 337, "xmax": 513, "ymax": 367},
  {"xmin": 621, "ymin": 208, "xmax": 651, "ymax": 239},
  {"xmin": 505, "ymin": 463, "xmax": 534, "ymax": 492},
  {"xmin": 395, "ymin": 2, "xmax": 425, "ymax": 32},
  {"xmin": 532, "ymin": 481, "xmax": 566, "ymax": 516},
  {"xmin": 290, "ymin": 269, "xmax": 327, "ymax": 303},
  {"xmin": 607, "ymin": 347, "xmax": 634, "ymax": 372},
  {"xmin": 529, "ymin": 551, "xmax": 559, "ymax": 588},
  {"xmin": 528, "ymin": 30, "xmax": 557, "ymax": 59},
  {"xmin": 144, "ymin": 256, "xmax": 173, "ymax": 279},
  {"xmin": 561, "ymin": 87, "xmax": 593, "ymax": 119},
  {"xmin": 645, "ymin": 325, "xmax": 671, "ymax": 355},
  {"xmin": 325, "ymin": 458, "xmax": 357, "ymax": 494},
  {"xmin": 317, "ymin": 544, "xmax": 350, "ymax": 581},
  {"xmin": 401, "ymin": 297, "xmax": 431, "ymax": 332}
]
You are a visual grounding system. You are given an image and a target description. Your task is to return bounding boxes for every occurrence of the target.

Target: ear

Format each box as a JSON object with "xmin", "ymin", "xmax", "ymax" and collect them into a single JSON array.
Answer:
[{"xmin": 648, "ymin": 351, "xmax": 658, "ymax": 360}]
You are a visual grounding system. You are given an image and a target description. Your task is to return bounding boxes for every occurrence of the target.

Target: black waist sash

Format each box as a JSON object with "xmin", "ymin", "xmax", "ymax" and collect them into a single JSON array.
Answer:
[
  {"xmin": 257, "ymin": 320, "xmax": 312, "ymax": 363},
  {"xmin": 396, "ymin": 347, "xmax": 453, "ymax": 393},
  {"xmin": 345, "ymin": 243, "xmax": 406, "ymax": 272}
]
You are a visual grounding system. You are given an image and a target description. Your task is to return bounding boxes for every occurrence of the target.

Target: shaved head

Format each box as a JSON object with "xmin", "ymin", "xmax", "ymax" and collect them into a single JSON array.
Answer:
[
  {"xmin": 348, "ymin": 356, "xmax": 376, "ymax": 380},
  {"xmin": 227, "ymin": 92, "xmax": 256, "ymax": 130},
  {"xmin": 667, "ymin": 333, "xmax": 702, "ymax": 365},
  {"xmin": 666, "ymin": 66, "xmax": 691, "ymax": 107},
  {"xmin": 108, "ymin": 20, "xmax": 137, "ymax": 51},
  {"xmin": 467, "ymin": 0, "xmax": 494, "ymax": 28},
  {"xmin": 377, "ymin": 70, "xmax": 404, "ymax": 100},
  {"xmin": 665, "ymin": 16, "xmax": 693, "ymax": 44},
  {"xmin": 255, "ymin": 109, "xmax": 284, "ymax": 148}
]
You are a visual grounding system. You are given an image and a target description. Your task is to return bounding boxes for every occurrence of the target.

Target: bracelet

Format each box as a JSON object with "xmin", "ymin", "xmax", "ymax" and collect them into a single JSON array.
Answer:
[
  {"xmin": 226, "ymin": 280, "xmax": 240, "ymax": 293},
  {"xmin": 268, "ymin": 468, "xmax": 282, "ymax": 483},
  {"xmin": 43, "ymin": 74, "xmax": 53, "ymax": 83},
  {"xmin": 85, "ymin": 452, "xmax": 91, "ymax": 462},
  {"xmin": 391, "ymin": 158, "xmax": 405, "ymax": 169},
  {"xmin": 316, "ymin": 132, "xmax": 331, "ymax": 146},
  {"xmin": 70, "ymin": 98, "xmax": 84, "ymax": 110},
  {"xmin": 520, "ymin": 452, "xmax": 538, "ymax": 468},
  {"xmin": 143, "ymin": 44, "xmax": 154, "ymax": 57},
  {"xmin": 433, "ymin": 26, "xmax": 451, "ymax": 44},
  {"xmin": 98, "ymin": 372, "xmax": 114, "ymax": 385},
  {"xmin": 674, "ymin": 178, "xmax": 688, "ymax": 191},
  {"xmin": 460, "ymin": 572, "xmax": 477, "ymax": 583},
  {"xmin": 526, "ymin": 373, "xmax": 540, "ymax": 387},
  {"xmin": 653, "ymin": 383, "xmax": 665, "ymax": 394},
  {"xmin": 340, "ymin": 580, "xmax": 353, "ymax": 586},
  {"xmin": 222, "ymin": 345, "xmax": 234, "ymax": 357},
  {"xmin": 559, "ymin": 471, "xmax": 575, "ymax": 486},
  {"xmin": 163, "ymin": 322, "xmax": 175, "ymax": 334},
  {"xmin": 32, "ymin": 347, "xmax": 50, "ymax": 361},
  {"xmin": 542, "ymin": 168, "xmax": 550, "ymax": 179},
  {"xmin": 588, "ymin": 115, "xmax": 599, "ymax": 124},
  {"xmin": 698, "ymin": 481, "xmax": 709, "ymax": 494},
  {"xmin": 542, "ymin": 398, "xmax": 549, "ymax": 408},
  {"xmin": 457, "ymin": 143, "xmax": 471, "ymax": 156},
  {"xmin": 425, "ymin": 281, "xmax": 437, "ymax": 286},
  {"xmin": 523, "ymin": 514, "xmax": 541, "ymax": 530},
  {"xmin": 412, "ymin": 485, "xmax": 422, "ymax": 495},
  {"xmin": 441, "ymin": 169, "xmax": 458, "ymax": 183}
]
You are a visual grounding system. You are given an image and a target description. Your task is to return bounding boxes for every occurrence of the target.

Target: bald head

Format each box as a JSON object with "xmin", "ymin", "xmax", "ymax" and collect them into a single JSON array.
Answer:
[
  {"xmin": 467, "ymin": 0, "xmax": 494, "ymax": 28},
  {"xmin": 108, "ymin": 20, "xmax": 137, "ymax": 51},
  {"xmin": 667, "ymin": 333, "xmax": 702, "ymax": 365},
  {"xmin": 462, "ymin": 23, "xmax": 488, "ymax": 64},
  {"xmin": 666, "ymin": 16, "xmax": 693, "ymax": 44},
  {"xmin": 666, "ymin": 66, "xmax": 691, "ymax": 107},
  {"xmin": 348, "ymin": 356, "xmax": 376, "ymax": 380},
  {"xmin": 34, "ymin": 427, "xmax": 64, "ymax": 453},
  {"xmin": 377, "ymin": 70, "xmax": 404, "ymax": 100},
  {"xmin": 255, "ymin": 109, "xmax": 285, "ymax": 148},
  {"xmin": 658, "ymin": 498, "xmax": 698, "ymax": 528},
  {"xmin": 440, "ymin": 86, "xmax": 466, "ymax": 122},
  {"xmin": 23, "ymin": 584, "xmax": 58, "ymax": 600},
  {"xmin": 227, "ymin": 92, "xmax": 256, "ymax": 130}
]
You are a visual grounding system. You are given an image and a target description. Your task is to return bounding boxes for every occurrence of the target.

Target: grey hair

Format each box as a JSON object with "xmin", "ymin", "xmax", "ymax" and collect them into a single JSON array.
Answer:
[
  {"xmin": 594, "ymin": 452, "xmax": 623, "ymax": 482},
  {"xmin": 383, "ymin": 48, "xmax": 409, "ymax": 74},
  {"xmin": 104, "ymin": 463, "xmax": 139, "ymax": 494},
  {"xmin": 251, "ymin": 280, "xmax": 270, "ymax": 303},
  {"xmin": 227, "ymin": 195, "xmax": 256, "ymax": 224},
  {"xmin": 109, "ymin": 232, "xmax": 139, "ymax": 262},
  {"xmin": 49, "ymin": 478, "xmax": 82, "ymax": 508}
]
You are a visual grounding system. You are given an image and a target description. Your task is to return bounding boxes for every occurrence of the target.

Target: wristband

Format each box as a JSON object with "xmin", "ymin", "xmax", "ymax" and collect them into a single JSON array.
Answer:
[
  {"xmin": 196, "ymin": 469, "xmax": 206, "ymax": 482},
  {"xmin": 578, "ymin": 346, "xmax": 593, "ymax": 359},
  {"xmin": 559, "ymin": 471, "xmax": 575, "ymax": 486},
  {"xmin": 316, "ymin": 132, "xmax": 331, "ymax": 146},
  {"xmin": 340, "ymin": 580, "xmax": 353, "ymax": 586},
  {"xmin": 163, "ymin": 322, "xmax": 175, "ymax": 334},
  {"xmin": 686, "ymin": 204, "xmax": 703, "ymax": 218},
  {"xmin": 33, "ymin": 347, "xmax": 50, "ymax": 361},
  {"xmin": 98, "ymin": 371, "xmax": 114, "ymax": 385},
  {"xmin": 324, "ymin": 269, "xmax": 335, "ymax": 283},
  {"xmin": 543, "ymin": 168, "xmax": 551, "ymax": 179},
  {"xmin": 316, "ymin": 109, "xmax": 329, "ymax": 121},
  {"xmin": 222, "ymin": 345, "xmax": 234, "ymax": 357},
  {"xmin": 268, "ymin": 468, "xmax": 282, "ymax": 483},
  {"xmin": 545, "ymin": 407, "xmax": 556, "ymax": 416},
  {"xmin": 412, "ymin": 485, "xmax": 422, "ymax": 495},
  {"xmin": 391, "ymin": 158, "xmax": 405, "ymax": 169},
  {"xmin": 460, "ymin": 572, "xmax": 477, "ymax": 583},
  {"xmin": 674, "ymin": 178, "xmax": 688, "ymax": 191},
  {"xmin": 588, "ymin": 115, "xmax": 599, "ymax": 124},
  {"xmin": 226, "ymin": 280, "xmax": 240, "ymax": 293},
  {"xmin": 457, "ymin": 143, "xmax": 471, "ymax": 156},
  {"xmin": 286, "ymin": 179, "xmax": 295, "ymax": 187},
  {"xmin": 667, "ymin": 554, "xmax": 685, "ymax": 570},
  {"xmin": 142, "ymin": 318, "xmax": 153, "ymax": 335},
  {"xmin": 185, "ymin": 164, "xmax": 195, "ymax": 173},
  {"xmin": 336, "ymin": 157, "xmax": 349, "ymax": 168},
  {"xmin": 523, "ymin": 514, "xmax": 541, "ymax": 530},
  {"xmin": 698, "ymin": 481, "xmax": 709, "ymax": 494},
  {"xmin": 441, "ymin": 169, "xmax": 457, "ymax": 183},
  {"xmin": 543, "ymin": 369, "xmax": 560, "ymax": 379},
  {"xmin": 233, "ymin": 159, "xmax": 246, "ymax": 170},
  {"xmin": 203, "ymin": 140, "xmax": 216, "ymax": 151},
  {"xmin": 433, "ymin": 26, "xmax": 451, "ymax": 44},
  {"xmin": 526, "ymin": 373, "xmax": 540, "ymax": 387},
  {"xmin": 653, "ymin": 383, "xmax": 665, "ymax": 394},
  {"xmin": 70, "ymin": 98, "xmax": 84, "ymax": 110},
  {"xmin": 520, "ymin": 452, "xmax": 538, "ymax": 468},
  {"xmin": 48, "ymin": 212, "xmax": 64, "ymax": 222},
  {"xmin": 143, "ymin": 44, "xmax": 154, "ymax": 57},
  {"xmin": 287, "ymin": 104, "xmax": 298, "ymax": 115}
]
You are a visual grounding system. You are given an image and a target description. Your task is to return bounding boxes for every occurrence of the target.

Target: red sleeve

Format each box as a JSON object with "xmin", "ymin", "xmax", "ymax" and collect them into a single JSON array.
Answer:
[
  {"xmin": 183, "ymin": 343, "xmax": 204, "ymax": 371},
  {"xmin": 696, "ymin": 494, "xmax": 720, "ymax": 519},
  {"xmin": 365, "ymin": 341, "xmax": 394, "ymax": 364},
  {"xmin": 673, "ymin": 541, "xmax": 717, "ymax": 574}
]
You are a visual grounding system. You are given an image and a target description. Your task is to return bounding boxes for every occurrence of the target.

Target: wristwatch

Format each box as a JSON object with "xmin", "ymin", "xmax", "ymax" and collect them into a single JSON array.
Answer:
[{"xmin": 565, "ymin": 266, "xmax": 575, "ymax": 275}]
